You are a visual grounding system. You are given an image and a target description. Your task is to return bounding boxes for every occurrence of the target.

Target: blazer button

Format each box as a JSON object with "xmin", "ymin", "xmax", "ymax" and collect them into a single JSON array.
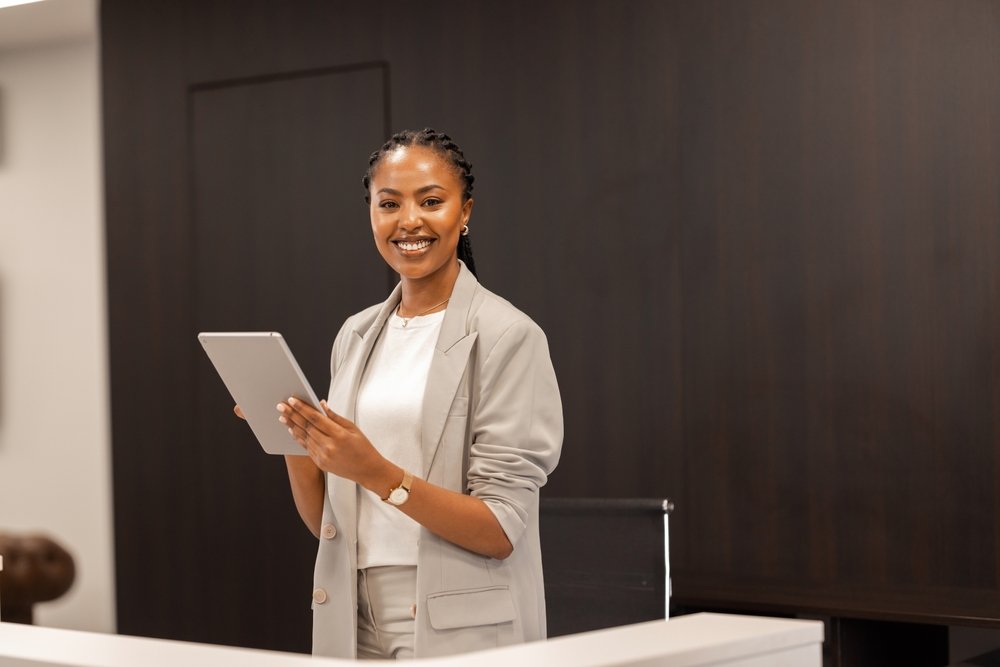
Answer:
[
  {"xmin": 410, "ymin": 603, "xmax": 417, "ymax": 619},
  {"xmin": 321, "ymin": 523, "xmax": 337, "ymax": 539},
  {"xmin": 312, "ymin": 588, "xmax": 328, "ymax": 605}
]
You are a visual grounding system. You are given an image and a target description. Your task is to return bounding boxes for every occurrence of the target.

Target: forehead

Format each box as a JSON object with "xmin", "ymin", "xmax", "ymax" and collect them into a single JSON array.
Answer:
[{"xmin": 371, "ymin": 145, "xmax": 460, "ymax": 188}]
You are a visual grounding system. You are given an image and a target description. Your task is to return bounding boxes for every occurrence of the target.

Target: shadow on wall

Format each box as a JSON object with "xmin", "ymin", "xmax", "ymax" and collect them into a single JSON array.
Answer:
[
  {"xmin": 0, "ymin": 85, "xmax": 5, "ymax": 166},
  {"xmin": 0, "ymin": 273, "xmax": 4, "ymax": 429},
  {"xmin": 0, "ymin": 87, "xmax": 5, "ymax": 430}
]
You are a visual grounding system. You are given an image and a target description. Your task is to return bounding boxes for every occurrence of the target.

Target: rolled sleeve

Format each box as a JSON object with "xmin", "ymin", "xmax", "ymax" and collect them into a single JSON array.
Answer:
[{"xmin": 466, "ymin": 319, "xmax": 563, "ymax": 548}]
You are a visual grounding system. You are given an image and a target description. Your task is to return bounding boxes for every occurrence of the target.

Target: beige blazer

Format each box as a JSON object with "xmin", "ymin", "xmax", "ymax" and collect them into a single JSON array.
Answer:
[{"xmin": 310, "ymin": 262, "xmax": 563, "ymax": 658}]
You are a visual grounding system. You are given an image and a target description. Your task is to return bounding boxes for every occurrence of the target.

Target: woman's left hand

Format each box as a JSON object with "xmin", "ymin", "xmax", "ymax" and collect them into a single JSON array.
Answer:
[{"xmin": 277, "ymin": 398, "xmax": 391, "ymax": 489}]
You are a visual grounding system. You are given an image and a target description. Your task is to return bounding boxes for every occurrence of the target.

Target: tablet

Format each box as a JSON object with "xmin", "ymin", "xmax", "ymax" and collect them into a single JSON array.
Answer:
[{"xmin": 198, "ymin": 332, "xmax": 322, "ymax": 456}]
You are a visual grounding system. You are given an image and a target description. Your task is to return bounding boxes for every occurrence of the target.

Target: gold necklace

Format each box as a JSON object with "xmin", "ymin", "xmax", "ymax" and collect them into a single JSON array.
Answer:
[{"xmin": 397, "ymin": 297, "xmax": 450, "ymax": 328}]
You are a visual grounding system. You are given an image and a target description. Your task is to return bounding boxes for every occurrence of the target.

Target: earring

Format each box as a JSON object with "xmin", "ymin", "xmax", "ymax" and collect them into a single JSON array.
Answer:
[{"xmin": 461, "ymin": 225, "xmax": 470, "ymax": 236}]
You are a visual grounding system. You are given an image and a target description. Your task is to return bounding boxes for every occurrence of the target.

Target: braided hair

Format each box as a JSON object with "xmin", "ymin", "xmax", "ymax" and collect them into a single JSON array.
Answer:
[{"xmin": 362, "ymin": 128, "xmax": 478, "ymax": 278}]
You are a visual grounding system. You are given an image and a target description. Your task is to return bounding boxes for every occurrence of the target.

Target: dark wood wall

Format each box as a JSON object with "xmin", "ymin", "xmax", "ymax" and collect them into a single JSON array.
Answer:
[
  {"xmin": 102, "ymin": 0, "xmax": 1000, "ymax": 653},
  {"xmin": 675, "ymin": 2, "xmax": 1000, "ymax": 628}
]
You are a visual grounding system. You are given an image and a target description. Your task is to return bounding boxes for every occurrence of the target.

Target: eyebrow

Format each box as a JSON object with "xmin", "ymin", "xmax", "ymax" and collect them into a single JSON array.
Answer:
[{"xmin": 376, "ymin": 184, "xmax": 446, "ymax": 196}]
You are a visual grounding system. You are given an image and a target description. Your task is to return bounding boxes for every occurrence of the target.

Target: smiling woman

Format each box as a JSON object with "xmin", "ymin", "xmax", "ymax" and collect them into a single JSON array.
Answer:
[
  {"xmin": 368, "ymin": 141, "xmax": 472, "ymax": 300},
  {"xmin": 364, "ymin": 129, "xmax": 478, "ymax": 283},
  {"xmin": 264, "ymin": 129, "xmax": 563, "ymax": 660}
]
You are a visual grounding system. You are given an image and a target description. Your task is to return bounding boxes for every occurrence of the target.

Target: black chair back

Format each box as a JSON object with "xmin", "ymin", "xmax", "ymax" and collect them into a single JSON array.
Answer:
[{"xmin": 539, "ymin": 497, "xmax": 672, "ymax": 637}]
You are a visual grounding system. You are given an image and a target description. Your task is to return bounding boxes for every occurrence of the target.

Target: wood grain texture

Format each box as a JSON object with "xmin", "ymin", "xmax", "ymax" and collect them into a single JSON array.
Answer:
[
  {"xmin": 381, "ymin": 0, "xmax": 684, "ymax": 502},
  {"xmin": 672, "ymin": 0, "xmax": 1000, "ymax": 623},
  {"xmin": 186, "ymin": 66, "xmax": 389, "ymax": 649},
  {"xmin": 103, "ymin": 1, "xmax": 389, "ymax": 650},
  {"xmin": 102, "ymin": 0, "xmax": 1000, "ymax": 651}
]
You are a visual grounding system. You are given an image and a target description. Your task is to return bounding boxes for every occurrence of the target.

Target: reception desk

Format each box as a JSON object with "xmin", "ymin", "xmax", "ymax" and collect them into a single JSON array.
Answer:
[{"xmin": 0, "ymin": 612, "xmax": 821, "ymax": 666}]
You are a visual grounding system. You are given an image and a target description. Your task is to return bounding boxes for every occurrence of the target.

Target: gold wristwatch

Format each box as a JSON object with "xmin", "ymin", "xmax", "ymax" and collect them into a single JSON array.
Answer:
[{"xmin": 385, "ymin": 470, "xmax": 414, "ymax": 506}]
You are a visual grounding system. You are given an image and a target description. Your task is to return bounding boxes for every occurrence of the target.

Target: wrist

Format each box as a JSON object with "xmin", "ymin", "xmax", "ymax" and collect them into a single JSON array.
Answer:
[
  {"xmin": 363, "ymin": 458, "xmax": 402, "ymax": 498},
  {"xmin": 384, "ymin": 469, "xmax": 414, "ymax": 506}
]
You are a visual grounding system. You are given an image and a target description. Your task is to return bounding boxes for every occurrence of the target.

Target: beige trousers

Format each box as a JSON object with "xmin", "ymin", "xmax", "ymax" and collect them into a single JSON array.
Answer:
[{"xmin": 357, "ymin": 565, "xmax": 417, "ymax": 660}]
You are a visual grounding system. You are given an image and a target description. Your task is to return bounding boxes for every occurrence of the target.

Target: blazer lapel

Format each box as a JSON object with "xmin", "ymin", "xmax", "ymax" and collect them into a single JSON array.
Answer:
[
  {"xmin": 327, "ymin": 283, "xmax": 402, "ymax": 537},
  {"xmin": 338, "ymin": 283, "xmax": 402, "ymax": 421},
  {"xmin": 420, "ymin": 263, "xmax": 479, "ymax": 477},
  {"xmin": 329, "ymin": 264, "xmax": 479, "ymax": 498}
]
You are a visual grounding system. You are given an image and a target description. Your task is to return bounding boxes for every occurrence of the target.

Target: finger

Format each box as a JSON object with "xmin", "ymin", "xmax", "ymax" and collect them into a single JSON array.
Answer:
[
  {"xmin": 288, "ymin": 423, "xmax": 329, "ymax": 469},
  {"xmin": 286, "ymin": 421, "xmax": 309, "ymax": 445},
  {"xmin": 277, "ymin": 402, "xmax": 314, "ymax": 435},
  {"xmin": 320, "ymin": 400, "xmax": 355, "ymax": 429},
  {"xmin": 284, "ymin": 417, "xmax": 319, "ymax": 450},
  {"xmin": 287, "ymin": 396, "xmax": 324, "ymax": 419},
  {"xmin": 233, "ymin": 405, "xmax": 246, "ymax": 420},
  {"xmin": 287, "ymin": 398, "xmax": 337, "ymax": 435},
  {"xmin": 281, "ymin": 402, "xmax": 339, "ymax": 459}
]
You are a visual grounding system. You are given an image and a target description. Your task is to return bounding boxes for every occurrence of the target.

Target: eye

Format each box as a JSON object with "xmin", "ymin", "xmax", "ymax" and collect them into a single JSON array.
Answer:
[
  {"xmin": 378, "ymin": 200, "xmax": 399, "ymax": 209},
  {"xmin": 422, "ymin": 197, "xmax": 442, "ymax": 207}
]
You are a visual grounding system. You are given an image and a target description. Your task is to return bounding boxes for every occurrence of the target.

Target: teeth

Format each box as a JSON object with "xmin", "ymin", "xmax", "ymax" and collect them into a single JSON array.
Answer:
[{"xmin": 398, "ymin": 239, "xmax": 432, "ymax": 251}]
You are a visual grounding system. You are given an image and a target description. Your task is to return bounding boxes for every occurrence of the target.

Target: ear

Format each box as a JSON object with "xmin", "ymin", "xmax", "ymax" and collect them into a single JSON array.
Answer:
[{"xmin": 461, "ymin": 197, "xmax": 474, "ymax": 225}]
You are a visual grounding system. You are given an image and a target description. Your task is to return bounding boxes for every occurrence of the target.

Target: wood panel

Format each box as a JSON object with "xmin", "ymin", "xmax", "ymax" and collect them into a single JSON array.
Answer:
[
  {"xmin": 673, "ymin": 0, "xmax": 1000, "ymax": 624},
  {"xmin": 186, "ymin": 66, "xmax": 388, "ymax": 649},
  {"xmin": 378, "ymin": 0, "xmax": 684, "ymax": 502},
  {"xmin": 103, "ymin": 0, "xmax": 199, "ymax": 644},
  {"xmin": 101, "ymin": 0, "xmax": 1000, "ymax": 653},
  {"xmin": 103, "ymin": 2, "xmax": 389, "ymax": 650}
]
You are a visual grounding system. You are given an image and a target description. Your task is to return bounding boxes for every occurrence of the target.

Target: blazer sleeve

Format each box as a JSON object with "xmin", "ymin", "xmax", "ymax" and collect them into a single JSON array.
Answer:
[{"xmin": 466, "ymin": 318, "xmax": 564, "ymax": 549}]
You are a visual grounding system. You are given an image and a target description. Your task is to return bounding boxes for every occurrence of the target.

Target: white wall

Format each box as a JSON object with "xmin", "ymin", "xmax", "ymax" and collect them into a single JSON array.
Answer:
[{"xmin": 0, "ymin": 37, "xmax": 115, "ymax": 633}]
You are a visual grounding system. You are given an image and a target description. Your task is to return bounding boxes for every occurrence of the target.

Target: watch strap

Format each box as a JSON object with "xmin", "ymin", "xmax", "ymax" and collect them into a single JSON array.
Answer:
[
  {"xmin": 384, "ymin": 469, "xmax": 414, "ymax": 503},
  {"xmin": 400, "ymin": 469, "xmax": 414, "ymax": 493}
]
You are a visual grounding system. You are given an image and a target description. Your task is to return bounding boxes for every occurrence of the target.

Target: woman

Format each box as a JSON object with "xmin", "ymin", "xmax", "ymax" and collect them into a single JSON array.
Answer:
[{"xmin": 271, "ymin": 129, "xmax": 562, "ymax": 659}]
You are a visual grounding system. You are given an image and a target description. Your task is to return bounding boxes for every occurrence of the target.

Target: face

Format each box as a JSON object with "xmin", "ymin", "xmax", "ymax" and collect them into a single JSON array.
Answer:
[{"xmin": 369, "ymin": 145, "xmax": 473, "ymax": 286}]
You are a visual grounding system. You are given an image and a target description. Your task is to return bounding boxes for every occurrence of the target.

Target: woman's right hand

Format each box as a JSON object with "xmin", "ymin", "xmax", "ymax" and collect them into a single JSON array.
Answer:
[{"xmin": 233, "ymin": 405, "xmax": 246, "ymax": 420}]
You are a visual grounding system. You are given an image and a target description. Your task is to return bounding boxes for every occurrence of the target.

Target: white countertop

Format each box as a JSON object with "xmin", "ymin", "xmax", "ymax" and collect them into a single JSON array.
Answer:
[{"xmin": 0, "ymin": 612, "xmax": 823, "ymax": 667}]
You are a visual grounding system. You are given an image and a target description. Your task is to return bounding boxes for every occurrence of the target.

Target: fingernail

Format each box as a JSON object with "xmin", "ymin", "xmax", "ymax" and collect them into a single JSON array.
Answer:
[
  {"xmin": 278, "ymin": 416, "xmax": 287, "ymax": 424},
  {"xmin": 289, "ymin": 398, "xmax": 298, "ymax": 406},
  {"xmin": 277, "ymin": 403, "xmax": 285, "ymax": 412},
  {"xmin": 287, "ymin": 427, "xmax": 294, "ymax": 435}
]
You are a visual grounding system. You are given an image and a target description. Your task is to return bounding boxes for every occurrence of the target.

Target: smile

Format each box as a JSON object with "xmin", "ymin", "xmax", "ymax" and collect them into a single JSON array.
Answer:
[{"xmin": 394, "ymin": 238, "xmax": 434, "ymax": 252}]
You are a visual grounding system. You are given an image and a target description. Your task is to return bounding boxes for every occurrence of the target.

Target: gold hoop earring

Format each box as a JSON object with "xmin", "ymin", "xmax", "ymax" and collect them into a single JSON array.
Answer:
[{"xmin": 461, "ymin": 225, "xmax": 470, "ymax": 236}]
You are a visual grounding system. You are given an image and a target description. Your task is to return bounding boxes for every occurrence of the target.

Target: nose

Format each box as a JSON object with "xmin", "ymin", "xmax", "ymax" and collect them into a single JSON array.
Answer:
[{"xmin": 398, "ymin": 201, "xmax": 422, "ymax": 231}]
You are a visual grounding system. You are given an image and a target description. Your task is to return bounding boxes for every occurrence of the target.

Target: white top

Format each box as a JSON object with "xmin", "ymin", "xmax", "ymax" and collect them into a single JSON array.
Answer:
[{"xmin": 355, "ymin": 309, "xmax": 444, "ymax": 569}]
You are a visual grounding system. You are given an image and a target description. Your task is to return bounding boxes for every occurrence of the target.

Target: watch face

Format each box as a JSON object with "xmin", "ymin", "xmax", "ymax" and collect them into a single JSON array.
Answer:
[{"xmin": 389, "ymin": 487, "xmax": 409, "ymax": 505}]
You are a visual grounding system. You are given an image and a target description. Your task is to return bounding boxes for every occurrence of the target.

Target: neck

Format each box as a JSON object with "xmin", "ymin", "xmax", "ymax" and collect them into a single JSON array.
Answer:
[{"xmin": 398, "ymin": 260, "xmax": 461, "ymax": 317}]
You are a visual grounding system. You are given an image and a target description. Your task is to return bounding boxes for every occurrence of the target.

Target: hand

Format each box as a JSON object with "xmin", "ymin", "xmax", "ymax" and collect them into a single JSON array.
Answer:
[
  {"xmin": 233, "ymin": 405, "xmax": 246, "ymax": 420},
  {"xmin": 277, "ymin": 398, "xmax": 394, "ymax": 491}
]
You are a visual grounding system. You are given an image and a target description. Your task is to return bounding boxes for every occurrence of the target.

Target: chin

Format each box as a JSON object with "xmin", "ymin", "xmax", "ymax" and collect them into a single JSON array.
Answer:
[{"xmin": 400, "ymin": 258, "xmax": 458, "ymax": 282}]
